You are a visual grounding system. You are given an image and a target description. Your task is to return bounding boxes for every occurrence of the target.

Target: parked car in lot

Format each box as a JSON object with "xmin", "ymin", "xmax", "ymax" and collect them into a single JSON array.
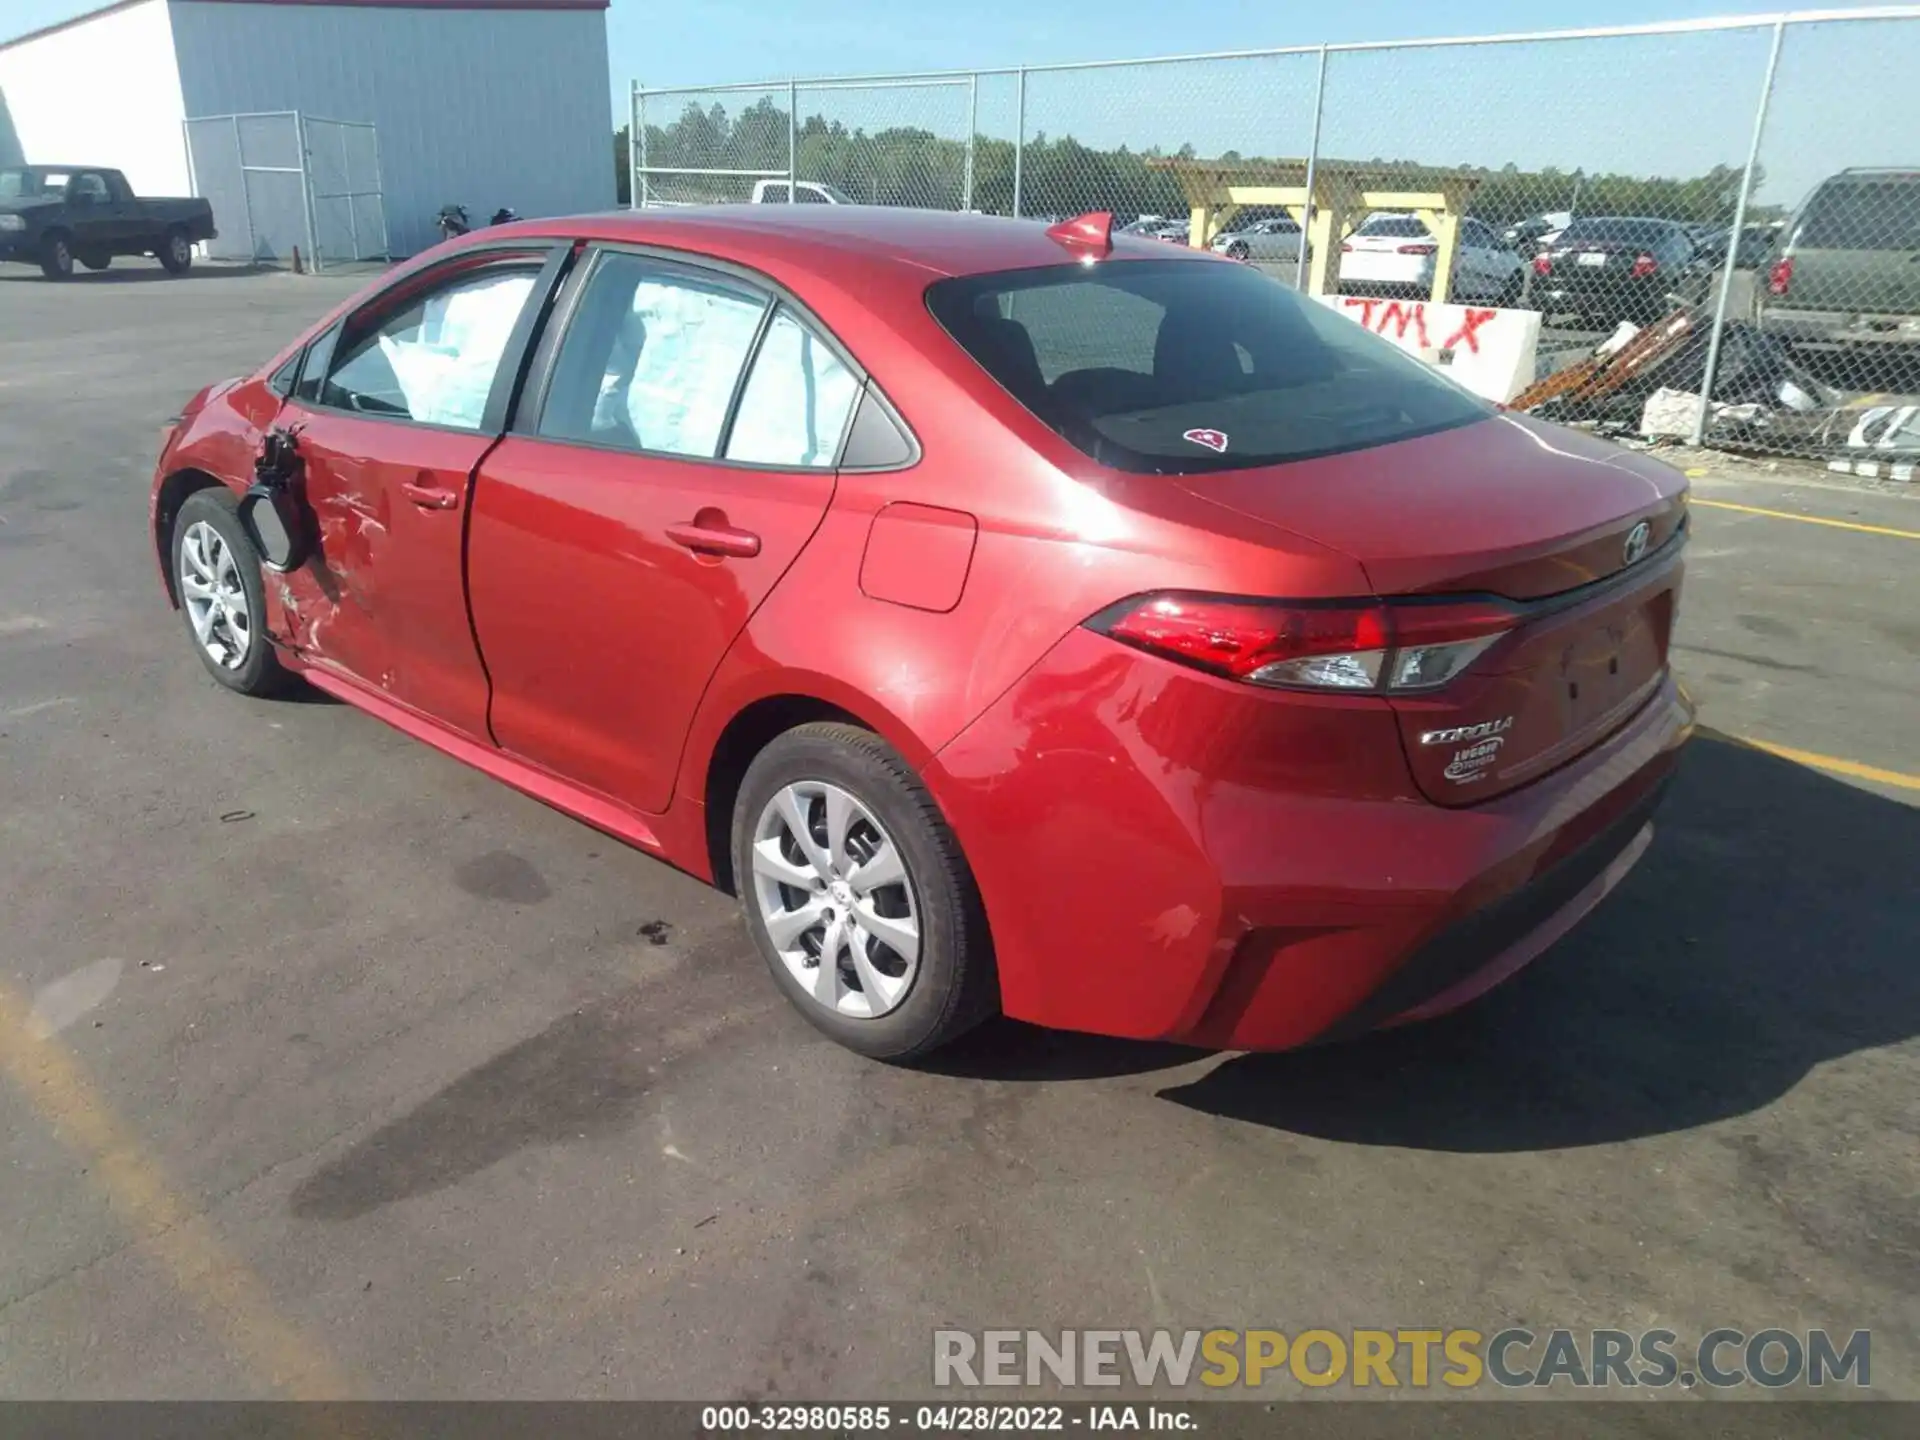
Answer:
[
  {"xmin": 1756, "ymin": 168, "xmax": 1920, "ymax": 351},
  {"xmin": 1210, "ymin": 215, "xmax": 1302, "ymax": 262},
  {"xmin": 751, "ymin": 179, "xmax": 855, "ymax": 205},
  {"xmin": 1532, "ymin": 216, "xmax": 1704, "ymax": 326},
  {"xmin": 1339, "ymin": 213, "xmax": 1525, "ymax": 304},
  {"xmin": 150, "ymin": 206, "xmax": 1691, "ymax": 1060},
  {"xmin": 1687, "ymin": 222, "xmax": 1779, "ymax": 272},
  {"xmin": 0, "ymin": 165, "xmax": 215, "ymax": 278},
  {"xmin": 1502, "ymin": 211, "xmax": 1571, "ymax": 255}
]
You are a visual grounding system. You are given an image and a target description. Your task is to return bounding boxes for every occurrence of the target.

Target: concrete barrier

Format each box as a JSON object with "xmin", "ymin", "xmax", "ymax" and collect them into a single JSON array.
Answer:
[{"xmin": 1314, "ymin": 294, "xmax": 1542, "ymax": 404}]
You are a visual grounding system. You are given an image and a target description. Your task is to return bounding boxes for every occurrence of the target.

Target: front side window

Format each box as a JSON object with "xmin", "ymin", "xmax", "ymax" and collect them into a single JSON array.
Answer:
[
  {"xmin": 927, "ymin": 259, "xmax": 1490, "ymax": 475},
  {"xmin": 323, "ymin": 265, "xmax": 538, "ymax": 429},
  {"xmin": 725, "ymin": 308, "xmax": 861, "ymax": 466},
  {"xmin": 539, "ymin": 252, "xmax": 768, "ymax": 458}
]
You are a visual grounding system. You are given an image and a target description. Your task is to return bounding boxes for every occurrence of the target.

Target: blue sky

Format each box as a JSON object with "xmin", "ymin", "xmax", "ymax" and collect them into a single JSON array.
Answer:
[{"xmin": 8, "ymin": 2, "xmax": 1917, "ymax": 207}]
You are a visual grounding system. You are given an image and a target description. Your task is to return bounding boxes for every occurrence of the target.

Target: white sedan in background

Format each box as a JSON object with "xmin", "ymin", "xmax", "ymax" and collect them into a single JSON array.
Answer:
[
  {"xmin": 1209, "ymin": 215, "xmax": 1303, "ymax": 262},
  {"xmin": 1339, "ymin": 213, "xmax": 1525, "ymax": 305}
]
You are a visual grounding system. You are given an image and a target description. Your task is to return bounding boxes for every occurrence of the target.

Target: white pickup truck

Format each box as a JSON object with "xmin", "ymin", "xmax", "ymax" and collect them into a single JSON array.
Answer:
[{"xmin": 750, "ymin": 180, "xmax": 854, "ymax": 205}]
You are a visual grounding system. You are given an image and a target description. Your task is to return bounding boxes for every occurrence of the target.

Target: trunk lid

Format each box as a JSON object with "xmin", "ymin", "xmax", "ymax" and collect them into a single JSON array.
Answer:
[{"xmin": 1174, "ymin": 412, "xmax": 1688, "ymax": 803}]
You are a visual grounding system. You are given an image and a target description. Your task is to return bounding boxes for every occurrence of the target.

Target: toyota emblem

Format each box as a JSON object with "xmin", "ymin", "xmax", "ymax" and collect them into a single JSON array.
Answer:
[{"xmin": 1623, "ymin": 521, "xmax": 1652, "ymax": 566}]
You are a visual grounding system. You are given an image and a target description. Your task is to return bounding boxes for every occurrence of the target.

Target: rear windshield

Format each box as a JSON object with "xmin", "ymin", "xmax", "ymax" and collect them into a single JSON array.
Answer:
[
  {"xmin": 1797, "ymin": 180, "xmax": 1920, "ymax": 250},
  {"xmin": 1356, "ymin": 216, "xmax": 1429, "ymax": 238},
  {"xmin": 925, "ymin": 259, "xmax": 1490, "ymax": 475},
  {"xmin": 1561, "ymin": 219, "xmax": 1678, "ymax": 247}
]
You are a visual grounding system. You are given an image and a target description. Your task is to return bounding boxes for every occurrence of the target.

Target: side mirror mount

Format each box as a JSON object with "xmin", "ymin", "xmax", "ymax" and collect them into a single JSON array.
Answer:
[{"xmin": 238, "ymin": 426, "xmax": 312, "ymax": 573}]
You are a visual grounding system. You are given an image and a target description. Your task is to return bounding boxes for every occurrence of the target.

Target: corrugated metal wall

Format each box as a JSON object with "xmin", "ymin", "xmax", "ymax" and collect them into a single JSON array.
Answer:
[
  {"xmin": 168, "ymin": 1, "xmax": 613, "ymax": 257},
  {"xmin": 0, "ymin": 1, "xmax": 191, "ymax": 197}
]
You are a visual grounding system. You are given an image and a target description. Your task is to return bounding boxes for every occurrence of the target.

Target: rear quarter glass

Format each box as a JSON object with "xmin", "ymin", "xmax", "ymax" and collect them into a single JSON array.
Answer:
[{"xmin": 925, "ymin": 259, "xmax": 1491, "ymax": 476}]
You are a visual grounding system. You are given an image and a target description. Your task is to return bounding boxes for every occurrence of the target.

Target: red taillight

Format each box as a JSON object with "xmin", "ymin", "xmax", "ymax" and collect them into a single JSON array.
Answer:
[
  {"xmin": 1397, "ymin": 242, "xmax": 1438, "ymax": 255},
  {"xmin": 1532, "ymin": 253, "xmax": 1552, "ymax": 276},
  {"xmin": 1630, "ymin": 253, "xmax": 1658, "ymax": 279},
  {"xmin": 1086, "ymin": 593, "xmax": 1517, "ymax": 694},
  {"xmin": 1340, "ymin": 241, "xmax": 1354, "ymax": 253},
  {"xmin": 1768, "ymin": 256, "xmax": 1793, "ymax": 296}
]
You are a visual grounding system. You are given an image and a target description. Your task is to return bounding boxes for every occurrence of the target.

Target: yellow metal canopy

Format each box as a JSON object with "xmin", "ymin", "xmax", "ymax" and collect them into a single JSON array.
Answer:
[{"xmin": 1145, "ymin": 156, "xmax": 1485, "ymax": 302}]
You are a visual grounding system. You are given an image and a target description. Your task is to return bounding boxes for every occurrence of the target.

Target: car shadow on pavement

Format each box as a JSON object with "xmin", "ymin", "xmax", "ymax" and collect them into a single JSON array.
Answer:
[
  {"xmin": 0, "ymin": 262, "xmax": 277, "ymax": 284},
  {"xmin": 1159, "ymin": 732, "xmax": 1920, "ymax": 1150}
]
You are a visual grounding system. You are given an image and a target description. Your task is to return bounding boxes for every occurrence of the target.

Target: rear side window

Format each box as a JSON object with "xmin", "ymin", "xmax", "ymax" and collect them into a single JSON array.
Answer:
[
  {"xmin": 537, "ymin": 252, "xmax": 768, "ymax": 459},
  {"xmin": 1796, "ymin": 180, "xmax": 1920, "ymax": 250},
  {"xmin": 927, "ymin": 259, "xmax": 1490, "ymax": 475}
]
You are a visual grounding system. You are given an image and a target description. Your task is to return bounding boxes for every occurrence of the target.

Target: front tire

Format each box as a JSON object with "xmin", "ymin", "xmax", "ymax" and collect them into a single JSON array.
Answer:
[
  {"xmin": 158, "ymin": 227, "xmax": 193, "ymax": 275},
  {"xmin": 170, "ymin": 488, "xmax": 291, "ymax": 697},
  {"xmin": 732, "ymin": 723, "xmax": 996, "ymax": 1060},
  {"xmin": 39, "ymin": 231, "xmax": 74, "ymax": 280}
]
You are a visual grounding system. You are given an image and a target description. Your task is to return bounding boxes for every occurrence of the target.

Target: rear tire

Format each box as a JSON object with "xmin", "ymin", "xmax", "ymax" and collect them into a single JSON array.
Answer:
[
  {"xmin": 1496, "ymin": 271, "xmax": 1524, "ymax": 308},
  {"xmin": 1226, "ymin": 241, "xmax": 1250, "ymax": 261},
  {"xmin": 170, "ymin": 488, "xmax": 292, "ymax": 697},
  {"xmin": 39, "ymin": 231, "xmax": 74, "ymax": 280},
  {"xmin": 732, "ymin": 722, "xmax": 997, "ymax": 1060},
  {"xmin": 158, "ymin": 227, "xmax": 193, "ymax": 275}
]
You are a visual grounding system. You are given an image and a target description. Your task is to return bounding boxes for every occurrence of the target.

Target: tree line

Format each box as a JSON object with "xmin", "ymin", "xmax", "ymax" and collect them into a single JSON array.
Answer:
[{"xmin": 613, "ymin": 97, "xmax": 1777, "ymax": 228}]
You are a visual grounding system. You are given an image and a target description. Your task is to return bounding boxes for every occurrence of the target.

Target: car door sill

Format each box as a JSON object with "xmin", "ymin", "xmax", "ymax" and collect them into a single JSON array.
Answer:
[{"xmin": 300, "ymin": 665, "xmax": 667, "ymax": 855}]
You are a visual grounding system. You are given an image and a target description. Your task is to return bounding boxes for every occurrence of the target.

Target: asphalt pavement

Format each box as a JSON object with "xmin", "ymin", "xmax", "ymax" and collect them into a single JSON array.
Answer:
[{"xmin": 0, "ymin": 259, "xmax": 1915, "ymax": 1406}]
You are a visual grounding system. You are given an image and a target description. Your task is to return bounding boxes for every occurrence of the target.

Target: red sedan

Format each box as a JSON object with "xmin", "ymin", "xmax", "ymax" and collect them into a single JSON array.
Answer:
[{"xmin": 150, "ymin": 206, "xmax": 1692, "ymax": 1059}]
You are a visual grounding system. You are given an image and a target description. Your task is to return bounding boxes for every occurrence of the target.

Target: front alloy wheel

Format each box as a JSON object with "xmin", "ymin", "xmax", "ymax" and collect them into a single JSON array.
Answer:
[
  {"xmin": 178, "ymin": 519, "xmax": 252, "ymax": 670},
  {"xmin": 751, "ymin": 780, "xmax": 920, "ymax": 1019}
]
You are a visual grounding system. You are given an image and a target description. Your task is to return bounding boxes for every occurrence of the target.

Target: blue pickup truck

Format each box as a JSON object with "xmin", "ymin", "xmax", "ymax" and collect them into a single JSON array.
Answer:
[{"xmin": 0, "ymin": 164, "xmax": 217, "ymax": 279}]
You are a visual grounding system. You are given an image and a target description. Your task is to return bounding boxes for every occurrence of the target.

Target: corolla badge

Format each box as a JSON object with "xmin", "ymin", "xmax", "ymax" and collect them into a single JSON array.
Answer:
[
  {"xmin": 1623, "ymin": 520, "xmax": 1652, "ymax": 566},
  {"xmin": 1420, "ymin": 716, "xmax": 1513, "ymax": 746}
]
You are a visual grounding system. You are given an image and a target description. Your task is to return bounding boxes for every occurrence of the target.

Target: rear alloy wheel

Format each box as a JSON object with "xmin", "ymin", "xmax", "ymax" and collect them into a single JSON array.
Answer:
[
  {"xmin": 158, "ymin": 228, "xmax": 193, "ymax": 275},
  {"xmin": 39, "ymin": 232, "xmax": 74, "ymax": 280},
  {"xmin": 1226, "ymin": 241, "xmax": 1250, "ymax": 261},
  {"xmin": 733, "ymin": 723, "xmax": 996, "ymax": 1059}
]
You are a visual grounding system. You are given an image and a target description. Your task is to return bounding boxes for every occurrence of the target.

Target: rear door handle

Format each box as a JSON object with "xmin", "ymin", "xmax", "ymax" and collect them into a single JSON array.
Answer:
[
  {"xmin": 667, "ymin": 521, "xmax": 761, "ymax": 559},
  {"xmin": 401, "ymin": 479, "xmax": 459, "ymax": 511}
]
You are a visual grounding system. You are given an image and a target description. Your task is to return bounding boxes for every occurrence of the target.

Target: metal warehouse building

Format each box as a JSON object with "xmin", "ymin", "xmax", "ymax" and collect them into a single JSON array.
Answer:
[{"xmin": 0, "ymin": 0, "xmax": 613, "ymax": 260}]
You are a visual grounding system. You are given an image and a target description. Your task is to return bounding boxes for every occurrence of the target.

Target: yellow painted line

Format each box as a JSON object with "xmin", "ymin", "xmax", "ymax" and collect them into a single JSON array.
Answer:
[
  {"xmin": 0, "ymin": 980, "xmax": 356, "ymax": 1400},
  {"xmin": 1690, "ymin": 497, "xmax": 1920, "ymax": 541},
  {"xmin": 1736, "ymin": 737, "xmax": 1920, "ymax": 794}
]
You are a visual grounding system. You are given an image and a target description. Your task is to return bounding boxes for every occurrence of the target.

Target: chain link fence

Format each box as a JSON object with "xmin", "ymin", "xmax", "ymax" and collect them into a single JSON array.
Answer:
[
  {"xmin": 182, "ymin": 111, "xmax": 388, "ymax": 271},
  {"xmin": 632, "ymin": 8, "xmax": 1920, "ymax": 469}
]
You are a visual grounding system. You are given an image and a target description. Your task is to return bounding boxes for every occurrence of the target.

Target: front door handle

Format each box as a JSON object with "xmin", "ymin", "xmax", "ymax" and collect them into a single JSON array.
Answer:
[
  {"xmin": 667, "ymin": 520, "xmax": 761, "ymax": 559},
  {"xmin": 401, "ymin": 479, "xmax": 459, "ymax": 511}
]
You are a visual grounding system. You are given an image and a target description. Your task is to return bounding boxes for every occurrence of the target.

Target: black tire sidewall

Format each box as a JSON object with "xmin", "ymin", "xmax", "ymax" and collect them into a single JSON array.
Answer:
[
  {"xmin": 731, "ymin": 725, "xmax": 991, "ymax": 1060},
  {"xmin": 78, "ymin": 250, "xmax": 111, "ymax": 271},
  {"xmin": 170, "ymin": 488, "xmax": 283, "ymax": 695},
  {"xmin": 160, "ymin": 229, "xmax": 192, "ymax": 274}
]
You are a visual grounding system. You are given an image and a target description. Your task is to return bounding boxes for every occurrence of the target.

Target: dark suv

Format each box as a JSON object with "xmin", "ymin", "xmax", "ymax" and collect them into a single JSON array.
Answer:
[
  {"xmin": 1531, "ymin": 217, "xmax": 1702, "ymax": 327},
  {"xmin": 1757, "ymin": 168, "xmax": 1920, "ymax": 352}
]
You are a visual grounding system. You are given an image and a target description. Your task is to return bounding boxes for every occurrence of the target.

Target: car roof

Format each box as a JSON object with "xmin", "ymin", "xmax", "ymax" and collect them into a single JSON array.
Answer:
[{"xmin": 504, "ymin": 205, "xmax": 1203, "ymax": 284}]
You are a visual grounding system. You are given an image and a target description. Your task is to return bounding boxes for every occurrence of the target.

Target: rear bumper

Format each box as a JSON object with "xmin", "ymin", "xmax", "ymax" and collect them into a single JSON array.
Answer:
[
  {"xmin": 927, "ymin": 629, "xmax": 1694, "ymax": 1051},
  {"xmin": 1757, "ymin": 306, "xmax": 1920, "ymax": 347}
]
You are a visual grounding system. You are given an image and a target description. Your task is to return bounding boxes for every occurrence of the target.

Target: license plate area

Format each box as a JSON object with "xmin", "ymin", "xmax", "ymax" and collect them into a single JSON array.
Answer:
[{"xmin": 1576, "ymin": 251, "xmax": 1609, "ymax": 267}]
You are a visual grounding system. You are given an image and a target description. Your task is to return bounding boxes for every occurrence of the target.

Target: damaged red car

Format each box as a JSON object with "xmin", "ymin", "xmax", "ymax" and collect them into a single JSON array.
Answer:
[{"xmin": 151, "ymin": 206, "xmax": 1692, "ymax": 1059}]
